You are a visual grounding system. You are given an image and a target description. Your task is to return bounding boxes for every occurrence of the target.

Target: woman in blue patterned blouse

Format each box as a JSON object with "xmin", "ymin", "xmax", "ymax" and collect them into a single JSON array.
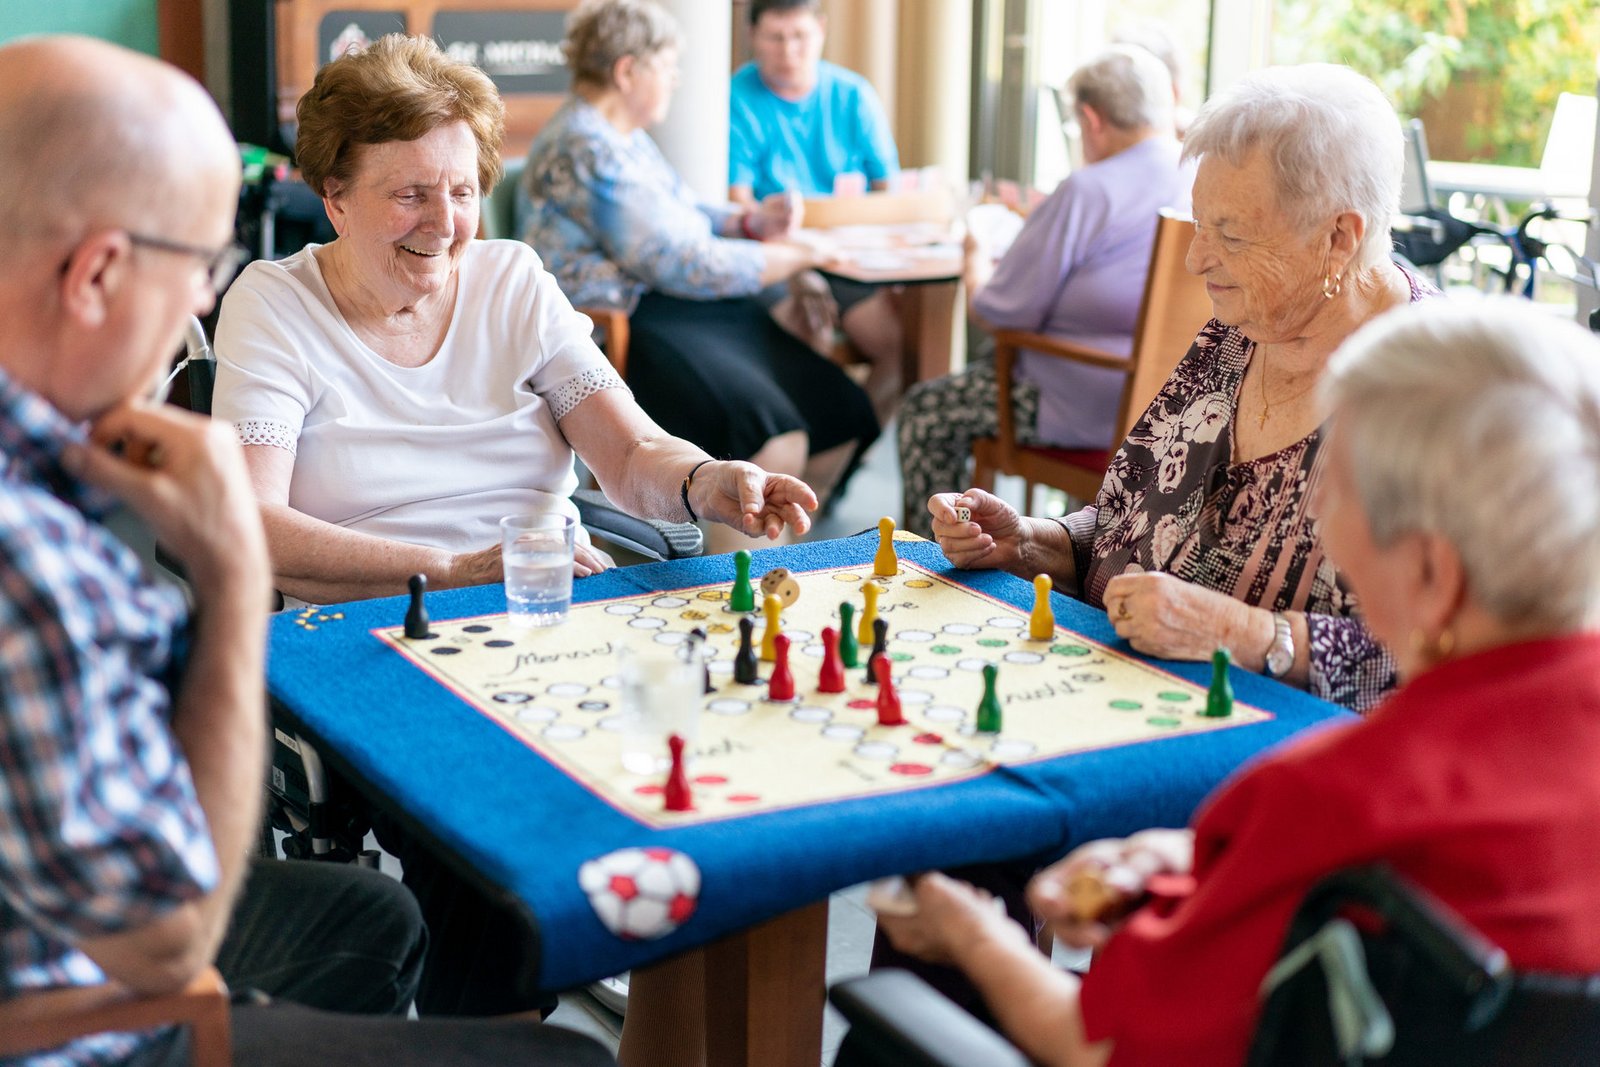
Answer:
[{"xmin": 521, "ymin": 0, "xmax": 878, "ymax": 535}]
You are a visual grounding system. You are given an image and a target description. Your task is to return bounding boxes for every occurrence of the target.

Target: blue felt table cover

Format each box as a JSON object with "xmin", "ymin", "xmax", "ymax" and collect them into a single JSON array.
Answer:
[{"xmin": 267, "ymin": 530, "xmax": 1353, "ymax": 990}]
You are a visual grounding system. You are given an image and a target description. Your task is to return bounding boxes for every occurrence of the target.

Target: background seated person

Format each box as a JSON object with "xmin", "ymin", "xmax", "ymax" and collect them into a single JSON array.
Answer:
[
  {"xmin": 730, "ymin": 0, "xmax": 906, "ymax": 421},
  {"xmin": 880, "ymin": 300, "xmax": 1600, "ymax": 1067},
  {"xmin": 213, "ymin": 33, "xmax": 817, "ymax": 609},
  {"xmin": 926, "ymin": 63, "xmax": 1430, "ymax": 713},
  {"xmin": 0, "ymin": 35, "xmax": 611, "ymax": 1067},
  {"xmin": 729, "ymin": 0, "xmax": 899, "ymax": 204},
  {"xmin": 519, "ymin": 0, "xmax": 878, "ymax": 540},
  {"xmin": 898, "ymin": 46, "xmax": 1187, "ymax": 538}
]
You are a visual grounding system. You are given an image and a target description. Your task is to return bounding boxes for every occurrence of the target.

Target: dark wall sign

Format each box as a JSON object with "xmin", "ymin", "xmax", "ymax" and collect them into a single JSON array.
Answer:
[
  {"xmin": 317, "ymin": 11, "xmax": 408, "ymax": 65},
  {"xmin": 432, "ymin": 11, "xmax": 571, "ymax": 95}
]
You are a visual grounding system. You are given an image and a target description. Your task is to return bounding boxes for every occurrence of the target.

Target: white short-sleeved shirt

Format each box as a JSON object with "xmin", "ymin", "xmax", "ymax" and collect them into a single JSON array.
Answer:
[{"xmin": 213, "ymin": 240, "xmax": 626, "ymax": 554}]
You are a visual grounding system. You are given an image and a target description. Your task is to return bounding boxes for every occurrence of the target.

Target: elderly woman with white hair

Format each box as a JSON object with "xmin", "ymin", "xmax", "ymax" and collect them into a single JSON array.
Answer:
[
  {"xmin": 876, "ymin": 300, "xmax": 1600, "ymax": 1067},
  {"xmin": 932, "ymin": 63, "xmax": 1433, "ymax": 712},
  {"xmin": 899, "ymin": 44, "xmax": 1188, "ymax": 537}
]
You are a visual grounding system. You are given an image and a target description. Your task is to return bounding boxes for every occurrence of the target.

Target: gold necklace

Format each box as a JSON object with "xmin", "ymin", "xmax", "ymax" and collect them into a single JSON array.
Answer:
[{"xmin": 1257, "ymin": 359, "xmax": 1319, "ymax": 430}]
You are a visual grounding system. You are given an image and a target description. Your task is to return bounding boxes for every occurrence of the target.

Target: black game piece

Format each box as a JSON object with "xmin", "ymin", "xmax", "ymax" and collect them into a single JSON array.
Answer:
[
  {"xmin": 404, "ymin": 574, "xmax": 430, "ymax": 639},
  {"xmin": 864, "ymin": 617, "xmax": 889, "ymax": 685},
  {"xmin": 733, "ymin": 616, "xmax": 760, "ymax": 685},
  {"xmin": 689, "ymin": 626, "xmax": 713, "ymax": 694}
]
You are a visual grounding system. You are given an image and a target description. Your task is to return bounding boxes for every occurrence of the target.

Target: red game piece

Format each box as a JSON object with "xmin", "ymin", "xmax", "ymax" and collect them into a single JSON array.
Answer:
[
  {"xmin": 873, "ymin": 654, "xmax": 904, "ymax": 726},
  {"xmin": 767, "ymin": 633, "xmax": 796, "ymax": 701},
  {"xmin": 663, "ymin": 733, "xmax": 692, "ymax": 812},
  {"xmin": 817, "ymin": 626, "xmax": 846, "ymax": 693}
]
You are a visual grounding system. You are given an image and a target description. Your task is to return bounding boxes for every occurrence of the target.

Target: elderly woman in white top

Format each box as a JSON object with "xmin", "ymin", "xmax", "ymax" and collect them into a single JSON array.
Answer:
[{"xmin": 213, "ymin": 33, "xmax": 816, "ymax": 607}]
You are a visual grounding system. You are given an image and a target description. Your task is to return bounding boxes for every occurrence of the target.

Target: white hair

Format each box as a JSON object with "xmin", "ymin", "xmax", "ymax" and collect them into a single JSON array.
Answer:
[
  {"xmin": 1183, "ymin": 64, "xmax": 1401, "ymax": 270},
  {"xmin": 1324, "ymin": 301, "xmax": 1600, "ymax": 631},
  {"xmin": 1067, "ymin": 45, "xmax": 1175, "ymax": 133}
]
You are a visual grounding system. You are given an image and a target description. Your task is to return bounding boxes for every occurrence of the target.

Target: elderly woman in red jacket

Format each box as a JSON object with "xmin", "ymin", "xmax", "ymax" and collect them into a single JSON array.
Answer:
[{"xmin": 879, "ymin": 299, "xmax": 1600, "ymax": 1067}]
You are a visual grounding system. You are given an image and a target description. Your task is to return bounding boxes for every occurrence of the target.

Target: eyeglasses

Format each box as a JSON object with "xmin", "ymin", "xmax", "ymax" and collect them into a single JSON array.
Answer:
[{"xmin": 126, "ymin": 232, "xmax": 250, "ymax": 292}]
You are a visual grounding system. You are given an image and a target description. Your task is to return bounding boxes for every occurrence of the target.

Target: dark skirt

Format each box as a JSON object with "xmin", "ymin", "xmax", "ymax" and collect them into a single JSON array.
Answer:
[{"xmin": 626, "ymin": 291, "xmax": 879, "ymax": 461}]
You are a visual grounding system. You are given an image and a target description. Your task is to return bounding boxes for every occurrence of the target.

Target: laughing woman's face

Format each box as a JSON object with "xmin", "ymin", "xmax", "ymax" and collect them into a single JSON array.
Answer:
[{"xmin": 322, "ymin": 120, "xmax": 480, "ymax": 311}]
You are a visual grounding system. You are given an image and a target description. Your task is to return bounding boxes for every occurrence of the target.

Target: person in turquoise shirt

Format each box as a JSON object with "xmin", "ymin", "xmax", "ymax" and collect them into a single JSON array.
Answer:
[
  {"xmin": 728, "ymin": 0, "xmax": 900, "ymax": 203},
  {"xmin": 728, "ymin": 0, "xmax": 906, "ymax": 423}
]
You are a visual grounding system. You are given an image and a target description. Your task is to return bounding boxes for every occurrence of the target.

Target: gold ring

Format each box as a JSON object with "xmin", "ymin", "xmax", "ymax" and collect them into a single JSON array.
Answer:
[{"xmin": 1116, "ymin": 601, "xmax": 1130, "ymax": 620}]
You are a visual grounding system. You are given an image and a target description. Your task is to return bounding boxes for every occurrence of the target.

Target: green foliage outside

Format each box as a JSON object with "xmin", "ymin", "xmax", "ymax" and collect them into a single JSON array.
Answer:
[{"xmin": 1273, "ymin": 0, "xmax": 1600, "ymax": 165}]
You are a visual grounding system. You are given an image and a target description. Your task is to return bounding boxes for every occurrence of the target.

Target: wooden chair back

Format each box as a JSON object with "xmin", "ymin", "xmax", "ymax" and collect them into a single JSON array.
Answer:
[
  {"xmin": 969, "ymin": 210, "xmax": 1210, "ymax": 509},
  {"xmin": 0, "ymin": 966, "xmax": 231, "ymax": 1067},
  {"xmin": 1117, "ymin": 210, "xmax": 1213, "ymax": 440}
]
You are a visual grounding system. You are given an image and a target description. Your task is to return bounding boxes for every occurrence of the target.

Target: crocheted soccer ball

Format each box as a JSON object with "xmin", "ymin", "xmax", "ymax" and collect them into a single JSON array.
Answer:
[{"xmin": 578, "ymin": 847, "xmax": 701, "ymax": 941}]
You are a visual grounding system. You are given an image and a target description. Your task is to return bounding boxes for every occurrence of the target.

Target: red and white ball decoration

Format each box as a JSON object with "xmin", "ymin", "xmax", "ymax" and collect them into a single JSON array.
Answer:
[{"xmin": 578, "ymin": 847, "xmax": 701, "ymax": 940}]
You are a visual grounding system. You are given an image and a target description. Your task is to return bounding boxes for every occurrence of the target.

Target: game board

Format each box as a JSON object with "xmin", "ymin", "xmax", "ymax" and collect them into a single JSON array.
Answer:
[{"xmin": 374, "ymin": 557, "xmax": 1271, "ymax": 827}]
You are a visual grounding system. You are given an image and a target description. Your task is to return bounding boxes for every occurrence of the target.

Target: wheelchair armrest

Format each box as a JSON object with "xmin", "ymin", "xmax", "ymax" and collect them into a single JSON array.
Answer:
[
  {"xmin": 829, "ymin": 970, "xmax": 1032, "ymax": 1067},
  {"xmin": 573, "ymin": 489, "xmax": 703, "ymax": 561}
]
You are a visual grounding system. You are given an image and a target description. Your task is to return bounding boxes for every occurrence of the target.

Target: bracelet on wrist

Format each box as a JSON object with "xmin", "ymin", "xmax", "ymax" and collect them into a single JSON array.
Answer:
[{"xmin": 680, "ymin": 459, "xmax": 715, "ymax": 523}]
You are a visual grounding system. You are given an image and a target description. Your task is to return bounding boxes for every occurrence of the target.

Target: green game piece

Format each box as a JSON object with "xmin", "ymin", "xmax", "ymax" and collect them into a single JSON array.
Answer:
[
  {"xmin": 1109, "ymin": 699, "xmax": 1143, "ymax": 711},
  {"xmin": 730, "ymin": 550, "xmax": 755, "ymax": 613},
  {"xmin": 1204, "ymin": 648, "xmax": 1235, "ymax": 717},
  {"xmin": 975, "ymin": 663, "xmax": 1002, "ymax": 733},
  {"xmin": 837, "ymin": 602, "xmax": 859, "ymax": 667}
]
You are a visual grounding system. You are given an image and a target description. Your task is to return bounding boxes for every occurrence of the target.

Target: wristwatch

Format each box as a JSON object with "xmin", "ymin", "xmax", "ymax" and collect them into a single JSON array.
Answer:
[{"xmin": 1263, "ymin": 612, "xmax": 1294, "ymax": 679}]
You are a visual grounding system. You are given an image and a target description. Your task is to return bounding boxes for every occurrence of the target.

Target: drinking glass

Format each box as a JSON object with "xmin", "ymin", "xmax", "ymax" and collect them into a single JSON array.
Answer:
[
  {"xmin": 499, "ymin": 513, "xmax": 576, "ymax": 627},
  {"xmin": 617, "ymin": 642, "xmax": 703, "ymax": 775}
]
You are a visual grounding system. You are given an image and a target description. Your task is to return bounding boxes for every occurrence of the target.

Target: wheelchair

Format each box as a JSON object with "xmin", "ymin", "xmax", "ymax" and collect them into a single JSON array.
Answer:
[{"xmin": 829, "ymin": 865, "xmax": 1600, "ymax": 1067}]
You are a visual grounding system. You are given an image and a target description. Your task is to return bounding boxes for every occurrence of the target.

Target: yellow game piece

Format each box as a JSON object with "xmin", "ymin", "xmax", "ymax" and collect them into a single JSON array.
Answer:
[
  {"xmin": 873, "ymin": 516, "xmax": 898, "ymax": 577},
  {"xmin": 760, "ymin": 593, "xmax": 782, "ymax": 662},
  {"xmin": 858, "ymin": 582, "xmax": 882, "ymax": 648},
  {"xmin": 1030, "ymin": 574, "xmax": 1055, "ymax": 640}
]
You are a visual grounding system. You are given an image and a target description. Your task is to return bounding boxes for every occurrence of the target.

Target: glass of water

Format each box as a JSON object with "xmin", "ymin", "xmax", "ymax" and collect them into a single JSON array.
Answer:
[
  {"xmin": 499, "ymin": 513, "xmax": 576, "ymax": 628},
  {"xmin": 617, "ymin": 642, "xmax": 703, "ymax": 775}
]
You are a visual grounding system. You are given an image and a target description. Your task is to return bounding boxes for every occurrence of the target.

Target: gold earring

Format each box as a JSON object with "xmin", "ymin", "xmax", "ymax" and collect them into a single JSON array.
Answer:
[
  {"xmin": 1408, "ymin": 627, "xmax": 1456, "ymax": 662},
  {"xmin": 1322, "ymin": 272, "xmax": 1342, "ymax": 300}
]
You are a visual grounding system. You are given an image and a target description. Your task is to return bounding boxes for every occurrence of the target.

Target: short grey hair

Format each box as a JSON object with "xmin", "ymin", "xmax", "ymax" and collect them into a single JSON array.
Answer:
[
  {"xmin": 563, "ymin": 0, "xmax": 680, "ymax": 89},
  {"xmin": 1067, "ymin": 45, "xmax": 1175, "ymax": 132},
  {"xmin": 1183, "ymin": 64, "xmax": 1401, "ymax": 270},
  {"xmin": 1325, "ymin": 301, "xmax": 1600, "ymax": 631}
]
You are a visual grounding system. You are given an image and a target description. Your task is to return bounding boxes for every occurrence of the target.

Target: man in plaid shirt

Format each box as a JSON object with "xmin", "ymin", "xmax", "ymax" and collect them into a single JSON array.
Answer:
[{"xmin": 0, "ymin": 36, "xmax": 612, "ymax": 1067}]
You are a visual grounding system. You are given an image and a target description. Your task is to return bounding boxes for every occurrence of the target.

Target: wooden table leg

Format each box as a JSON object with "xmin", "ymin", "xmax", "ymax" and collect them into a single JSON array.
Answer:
[
  {"xmin": 703, "ymin": 901, "xmax": 829, "ymax": 1067},
  {"xmin": 898, "ymin": 280, "xmax": 960, "ymax": 389}
]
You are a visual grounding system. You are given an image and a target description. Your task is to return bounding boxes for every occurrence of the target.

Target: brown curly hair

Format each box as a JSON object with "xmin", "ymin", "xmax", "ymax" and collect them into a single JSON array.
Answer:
[{"xmin": 295, "ymin": 34, "xmax": 506, "ymax": 198}]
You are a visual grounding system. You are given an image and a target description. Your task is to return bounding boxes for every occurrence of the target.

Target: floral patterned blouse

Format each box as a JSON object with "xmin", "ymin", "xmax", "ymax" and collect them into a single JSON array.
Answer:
[
  {"xmin": 519, "ymin": 97, "xmax": 765, "ymax": 313},
  {"xmin": 1063, "ymin": 269, "xmax": 1435, "ymax": 713}
]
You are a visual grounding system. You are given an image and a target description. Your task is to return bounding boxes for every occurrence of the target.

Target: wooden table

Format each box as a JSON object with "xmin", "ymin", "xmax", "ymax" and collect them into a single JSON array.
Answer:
[{"xmin": 801, "ymin": 223, "xmax": 964, "ymax": 386}]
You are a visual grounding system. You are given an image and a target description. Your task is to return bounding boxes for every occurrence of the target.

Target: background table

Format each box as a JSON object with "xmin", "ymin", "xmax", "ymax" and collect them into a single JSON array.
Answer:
[
  {"xmin": 799, "ymin": 222, "xmax": 963, "ymax": 387},
  {"xmin": 267, "ymin": 530, "xmax": 1351, "ymax": 1066}
]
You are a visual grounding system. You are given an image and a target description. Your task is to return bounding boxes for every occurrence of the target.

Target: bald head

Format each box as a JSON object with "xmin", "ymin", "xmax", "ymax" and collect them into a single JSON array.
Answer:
[{"xmin": 0, "ymin": 36, "xmax": 239, "ymax": 242}]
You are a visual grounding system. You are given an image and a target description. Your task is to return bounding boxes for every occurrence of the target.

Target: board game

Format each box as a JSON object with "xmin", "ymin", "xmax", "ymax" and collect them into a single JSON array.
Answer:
[{"xmin": 372, "ymin": 555, "xmax": 1272, "ymax": 827}]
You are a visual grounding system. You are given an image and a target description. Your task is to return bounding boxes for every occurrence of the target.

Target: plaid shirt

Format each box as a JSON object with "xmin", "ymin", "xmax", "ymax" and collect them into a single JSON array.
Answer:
[{"xmin": 0, "ymin": 367, "xmax": 216, "ymax": 1066}]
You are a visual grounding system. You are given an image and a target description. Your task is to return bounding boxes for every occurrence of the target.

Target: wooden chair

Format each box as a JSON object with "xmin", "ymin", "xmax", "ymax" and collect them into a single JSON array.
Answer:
[
  {"xmin": 970, "ymin": 210, "xmax": 1211, "ymax": 507},
  {"xmin": 482, "ymin": 157, "xmax": 630, "ymax": 377},
  {"xmin": 0, "ymin": 966, "xmax": 231, "ymax": 1067}
]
